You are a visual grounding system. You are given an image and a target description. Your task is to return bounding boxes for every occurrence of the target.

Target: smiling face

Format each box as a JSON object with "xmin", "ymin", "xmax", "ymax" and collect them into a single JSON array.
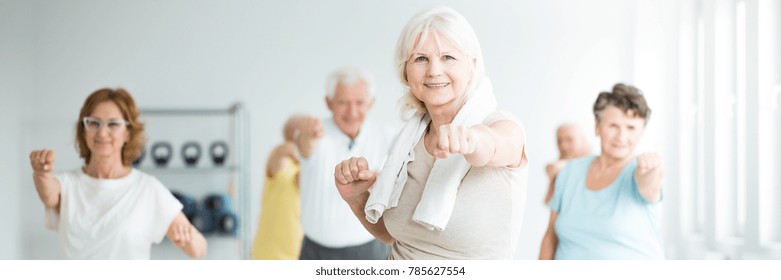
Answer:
[
  {"xmin": 596, "ymin": 106, "xmax": 646, "ymax": 161},
  {"xmin": 84, "ymin": 101, "xmax": 129, "ymax": 161},
  {"xmin": 326, "ymin": 81, "xmax": 373, "ymax": 139},
  {"xmin": 404, "ymin": 32, "xmax": 473, "ymax": 113}
]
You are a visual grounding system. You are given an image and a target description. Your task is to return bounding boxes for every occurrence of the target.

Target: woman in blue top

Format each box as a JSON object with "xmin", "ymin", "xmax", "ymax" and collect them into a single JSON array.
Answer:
[{"xmin": 539, "ymin": 83, "xmax": 665, "ymax": 259}]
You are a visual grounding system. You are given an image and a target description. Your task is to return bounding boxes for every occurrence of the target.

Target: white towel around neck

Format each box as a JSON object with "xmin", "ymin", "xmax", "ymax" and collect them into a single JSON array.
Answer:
[{"xmin": 365, "ymin": 78, "xmax": 497, "ymax": 231}]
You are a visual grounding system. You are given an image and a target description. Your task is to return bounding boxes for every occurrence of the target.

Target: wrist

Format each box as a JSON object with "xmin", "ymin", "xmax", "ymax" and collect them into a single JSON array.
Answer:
[
  {"xmin": 33, "ymin": 171, "xmax": 52, "ymax": 178},
  {"xmin": 345, "ymin": 192, "xmax": 369, "ymax": 208}
]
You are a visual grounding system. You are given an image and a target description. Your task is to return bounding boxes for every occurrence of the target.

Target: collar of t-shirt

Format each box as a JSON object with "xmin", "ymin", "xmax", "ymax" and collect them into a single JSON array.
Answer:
[{"xmin": 325, "ymin": 117, "xmax": 371, "ymax": 151}]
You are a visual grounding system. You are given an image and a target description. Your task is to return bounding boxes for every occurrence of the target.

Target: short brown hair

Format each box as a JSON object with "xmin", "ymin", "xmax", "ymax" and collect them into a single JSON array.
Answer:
[
  {"xmin": 593, "ymin": 83, "xmax": 651, "ymax": 124},
  {"xmin": 76, "ymin": 88, "xmax": 146, "ymax": 166}
]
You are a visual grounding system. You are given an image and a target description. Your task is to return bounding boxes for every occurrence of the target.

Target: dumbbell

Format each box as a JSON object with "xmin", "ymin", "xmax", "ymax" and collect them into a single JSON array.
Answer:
[
  {"xmin": 170, "ymin": 191, "xmax": 198, "ymax": 222},
  {"xmin": 201, "ymin": 193, "xmax": 239, "ymax": 236},
  {"xmin": 192, "ymin": 208, "xmax": 218, "ymax": 235}
]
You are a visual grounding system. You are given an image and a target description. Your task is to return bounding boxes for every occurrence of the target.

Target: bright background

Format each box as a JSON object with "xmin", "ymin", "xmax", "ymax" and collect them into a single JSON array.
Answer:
[{"xmin": 1, "ymin": 0, "xmax": 778, "ymax": 259}]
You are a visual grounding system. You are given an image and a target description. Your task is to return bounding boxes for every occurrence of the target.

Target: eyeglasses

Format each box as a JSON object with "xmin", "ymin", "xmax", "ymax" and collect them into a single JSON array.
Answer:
[{"xmin": 82, "ymin": 117, "xmax": 128, "ymax": 134}]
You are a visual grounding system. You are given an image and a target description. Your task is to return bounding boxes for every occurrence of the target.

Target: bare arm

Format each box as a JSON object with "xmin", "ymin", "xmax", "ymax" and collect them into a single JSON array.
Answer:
[
  {"xmin": 467, "ymin": 120, "xmax": 525, "ymax": 167},
  {"xmin": 544, "ymin": 160, "xmax": 566, "ymax": 205},
  {"xmin": 285, "ymin": 115, "xmax": 323, "ymax": 158},
  {"xmin": 265, "ymin": 142, "xmax": 298, "ymax": 178},
  {"xmin": 539, "ymin": 211, "xmax": 559, "ymax": 260},
  {"xmin": 334, "ymin": 157, "xmax": 395, "ymax": 245},
  {"xmin": 544, "ymin": 178, "xmax": 555, "ymax": 205},
  {"xmin": 345, "ymin": 191, "xmax": 396, "ymax": 245},
  {"xmin": 634, "ymin": 152, "xmax": 664, "ymax": 202},
  {"xmin": 166, "ymin": 212, "xmax": 208, "ymax": 258},
  {"xmin": 29, "ymin": 150, "xmax": 61, "ymax": 210},
  {"xmin": 433, "ymin": 120, "xmax": 526, "ymax": 168}
]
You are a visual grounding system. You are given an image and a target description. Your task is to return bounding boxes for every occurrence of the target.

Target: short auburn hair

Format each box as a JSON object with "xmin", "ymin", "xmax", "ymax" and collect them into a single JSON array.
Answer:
[
  {"xmin": 593, "ymin": 83, "xmax": 651, "ymax": 125},
  {"xmin": 75, "ymin": 88, "xmax": 146, "ymax": 166}
]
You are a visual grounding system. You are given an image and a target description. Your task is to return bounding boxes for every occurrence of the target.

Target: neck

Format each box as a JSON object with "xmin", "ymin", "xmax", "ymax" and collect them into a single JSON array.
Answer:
[
  {"xmin": 84, "ymin": 156, "xmax": 129, "ymax": 179},
  {"xmin": 344, "ymin": 129, "xmax": 359, "ymax": 140},
  {"xmin": 426, "ymin": 99, "xmax": 465, "ymax": 136}
]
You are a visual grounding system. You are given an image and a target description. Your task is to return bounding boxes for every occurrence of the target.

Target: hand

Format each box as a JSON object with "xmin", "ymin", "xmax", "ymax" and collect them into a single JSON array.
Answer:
[
  {"xmin": 635, "ymin": 152, "xmax": 664, "ymax": 202},
  {"xmin": 636, "ymin": 152, "xmax": 663, "ymax": 175},
  {"xmin": 545, "ymin": 160, "xmax": 567, "ymax": 180},
  {"xmin": 298, "ymin": 117, "xmax": 323, "ymax": 140},
  {"xmin": 30, "ymin": 149, "xmax": 56, "ymax": 175},
  {"xmin": 266, "ymin": 142, "xmax": 298, "ymax": 177},
  {"xmin": 432, "ymin": 124, "xmax": 478, "ymax": 159},
  {"xmin": 334, "ymin": 157, "xmax": 376, "ymax": 204},
  {"xmin": 169, "ymin": 220, "xmax": 196, "ymax": 248}
]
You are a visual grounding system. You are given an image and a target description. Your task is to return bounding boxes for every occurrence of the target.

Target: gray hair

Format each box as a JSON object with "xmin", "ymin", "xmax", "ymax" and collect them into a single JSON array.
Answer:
[
  {"xmin": 325, "ymin": 66, "xmax": 374, "ymax": 100},
  {"xmin": 394, "ymin": 6, "xmax": 485, "ymax": 116},
  {"xmin": 593, "ymin": 83, "xmax": 651, "ymax": 125}
]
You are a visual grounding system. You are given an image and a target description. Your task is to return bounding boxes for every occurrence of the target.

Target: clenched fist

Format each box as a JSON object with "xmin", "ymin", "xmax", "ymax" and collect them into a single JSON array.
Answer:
[
  {"xmin": 634, "ymin": 152, "xmax": 664, "ymax": 202},
  {"xmin": 334, "ymin": 157, "xmax": 376, "ymax": 203},
  {"xmin": 30, "ymin": 149, "xmax": 56, "ymax": 174},
  {"xmin": 432, "ymin": 124, "xmax": 479, "ymax": 159},
  {"xmin": 636, "ymin": 152, "xmax": 663, "ymax": 175}
]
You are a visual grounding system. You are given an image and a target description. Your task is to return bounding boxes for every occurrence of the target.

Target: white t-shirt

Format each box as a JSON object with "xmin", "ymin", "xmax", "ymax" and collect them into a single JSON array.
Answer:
[
  {"xmin": 298, "ymin": 118, "xmax": 393, "ymax": 248},
  {"xmin": 45, "ymin": 168, "xmax": 182, "ymax": 259}
]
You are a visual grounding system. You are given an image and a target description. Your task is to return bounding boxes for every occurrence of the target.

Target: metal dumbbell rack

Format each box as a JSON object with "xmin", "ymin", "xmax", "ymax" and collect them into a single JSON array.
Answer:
[{"xmin": 139, "ymin": 103, "xmax": 251, "ymax": 260}]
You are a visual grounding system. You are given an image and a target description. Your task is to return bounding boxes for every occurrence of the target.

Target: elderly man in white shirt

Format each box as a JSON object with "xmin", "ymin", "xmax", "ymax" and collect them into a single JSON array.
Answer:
[{"xmin": 284, "ymin": 67, "xmax": 392, "ymax": 260}]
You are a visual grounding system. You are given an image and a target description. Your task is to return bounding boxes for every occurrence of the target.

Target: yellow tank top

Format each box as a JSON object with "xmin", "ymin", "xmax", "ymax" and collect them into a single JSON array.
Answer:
[{"xmin": 251, "ymin": 159, "xmax": 303, "ymax": 259}]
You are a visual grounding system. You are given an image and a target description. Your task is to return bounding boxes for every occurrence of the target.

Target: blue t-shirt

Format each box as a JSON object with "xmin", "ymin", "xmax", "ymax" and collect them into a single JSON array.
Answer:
[{"xmin": 550, "ymin": 155, "xmax": 664, "ymax": 259}]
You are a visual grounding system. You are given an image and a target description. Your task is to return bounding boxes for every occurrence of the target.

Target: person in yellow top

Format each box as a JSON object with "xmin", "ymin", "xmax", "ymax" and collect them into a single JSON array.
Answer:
[{"xmin": 252, "ymin": 135, "xmax": 303, "ymax": 259}]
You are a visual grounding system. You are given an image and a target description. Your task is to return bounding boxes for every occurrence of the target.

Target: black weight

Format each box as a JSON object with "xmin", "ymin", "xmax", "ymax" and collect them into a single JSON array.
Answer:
[
  {"xmin": 204, "ymin": 193, "xmax": 231, "ymax": 210},
  {"xmin": 192, "ymin": 208, "xmax": 218, "ymax": 235},
  {"xmin": 209, "ymin": 141, "xmax": 229, "ymax": 166},
  {"xmin": 171, "ymin": 191, "xmax": 198, "ymax": 222},
  {"xmin": 217, "ymin": 210, "xmax": 239, "ymax": 236},
  {"xmin": 180, "ymin": 141, "xmax": 202, "ymax": 167},
  {"xmin": 151, "ymin": 142, "xmax": 173, "ymax": 167},
  {"xmin": 132, "ymin": 147, "xmax": 145, "ymax": 167}
]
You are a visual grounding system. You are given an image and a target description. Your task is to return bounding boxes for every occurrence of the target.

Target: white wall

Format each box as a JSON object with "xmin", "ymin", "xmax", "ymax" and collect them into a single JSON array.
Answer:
[
  {"xmin": 0, "ymin": 0, "xmax": 33, "ymax": 259},
  {"xmin": 10, "ymin": 0, "xmax": 681, "ymax": 259}
]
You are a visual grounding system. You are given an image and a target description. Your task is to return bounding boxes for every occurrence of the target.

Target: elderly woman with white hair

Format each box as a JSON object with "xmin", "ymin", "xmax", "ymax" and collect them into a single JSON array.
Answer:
[{"xmin": 333, "ymin": 6, "xmax": 528, "ymax": 259}]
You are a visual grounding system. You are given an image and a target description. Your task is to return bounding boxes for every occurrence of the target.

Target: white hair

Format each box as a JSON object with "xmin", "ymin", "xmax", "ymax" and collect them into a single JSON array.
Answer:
[
  {"xmin": 394, "ymin": 6, "xmax": 485, "ymax": 116},
  {"xmin": 325, "ymin": 66, "xmax": 374, "ymax": 100}
]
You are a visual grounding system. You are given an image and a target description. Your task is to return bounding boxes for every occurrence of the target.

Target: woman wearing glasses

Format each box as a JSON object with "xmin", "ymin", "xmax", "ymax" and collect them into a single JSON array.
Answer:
[{"xmin": 29, "ymin": 88, "xmax": 207, "ymax": 259}]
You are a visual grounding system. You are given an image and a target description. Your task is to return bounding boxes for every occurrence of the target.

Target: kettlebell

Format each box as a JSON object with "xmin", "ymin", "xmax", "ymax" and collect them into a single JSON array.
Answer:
[
  {"xmin": 210, "ymin": 141, "xmax": 229, "ymax": 166},
  {"xmin": 151, "ymin": 142, "xmax": 173, "ymax": 167},
  {"xmin": 181, "ymin": 141, "xmax": 202, "ymax": 167}
]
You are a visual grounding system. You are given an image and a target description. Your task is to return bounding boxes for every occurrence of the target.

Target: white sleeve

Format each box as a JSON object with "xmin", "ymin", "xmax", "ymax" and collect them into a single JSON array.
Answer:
[{"xmin": 147, "ymin": 178, "xmax": 183, "ymax": 244}]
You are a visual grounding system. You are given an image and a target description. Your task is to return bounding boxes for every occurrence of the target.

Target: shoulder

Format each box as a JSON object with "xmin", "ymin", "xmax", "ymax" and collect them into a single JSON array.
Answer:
[
  {"xmin": 483, "ymin": 110, "xmax": 523, "ymax": 128},
  {"xmin": 52, "ymin": 169, "xmax": 83, "ymax": 187},
  {"xmin": 132, "ymin": 169, "xmax": 167, "ymax": 190}
]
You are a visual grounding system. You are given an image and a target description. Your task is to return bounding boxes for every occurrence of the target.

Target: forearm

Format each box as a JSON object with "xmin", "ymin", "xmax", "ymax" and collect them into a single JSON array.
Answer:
[
  {"xmin": 637, "ymin": 170, "xmax": 664, "ymax": 202},
  {"xmin": 33, "ymin": 173, "xmax": 60, "ymax": 208},
  {"xmin": 544, "ymin": 179, "xmax": 555, "ymax": 205},
  {"xmin": 638, "ymin": 179, "xmax": 663, "ymax": 202},
  {"xmin": 346, "ymin": 192, "xmax": 395, "ymax": 245},
  {"xmin": 179, "ymin": 230, "xmax": 207, "ymax": 258},
  {"xmin": 296, "ymin": 133, "xmax": 317, "ymax": 158},
  {"xmin": 465, "ymin": 123, "xmax": 523, "ymax": 168},
  {"xmin": 538, "ymin": 232, "xmax": 557, "ymax": 260}
]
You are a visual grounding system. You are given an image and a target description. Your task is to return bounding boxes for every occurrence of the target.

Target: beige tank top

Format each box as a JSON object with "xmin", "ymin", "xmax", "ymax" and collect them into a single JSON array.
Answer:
[{"xmin": 383, "ymin": 111, "xmax": 528, "ymax": 259}]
